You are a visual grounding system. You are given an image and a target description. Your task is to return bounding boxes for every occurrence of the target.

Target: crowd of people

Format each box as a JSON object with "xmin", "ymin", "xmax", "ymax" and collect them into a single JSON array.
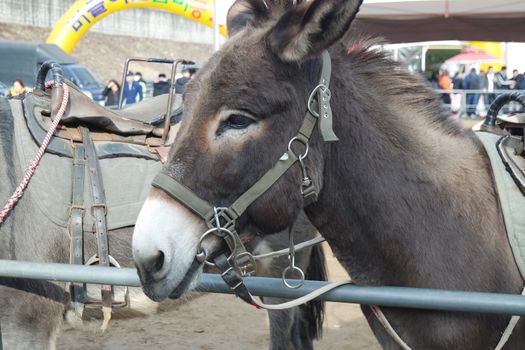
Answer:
[
  {"xmin": 432, "ymin": 65, "xmax": 525, "ymax": 118},
  {"xmin": 102, "ymin": 68, "xmax": 194, "ymax": 108},
  {"xmin": 2, "ymin": 64, "xmax": 194, "ymax": 107},
  {"xmin": 4, "ymin": 63, "xmax": 523, "ymax": 121}
]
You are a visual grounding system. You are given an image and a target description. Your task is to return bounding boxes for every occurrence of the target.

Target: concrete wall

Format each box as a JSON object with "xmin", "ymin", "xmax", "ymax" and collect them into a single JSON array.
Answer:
[{"xmin": 0, "ymin": 0, "xmax": 214, "ymax": 44}]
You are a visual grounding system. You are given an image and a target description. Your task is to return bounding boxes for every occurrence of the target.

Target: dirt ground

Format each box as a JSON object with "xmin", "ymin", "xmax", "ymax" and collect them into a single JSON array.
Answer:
[{"xmin": 56, "ymin": 244, "xmax": 381, "ymax": 350}]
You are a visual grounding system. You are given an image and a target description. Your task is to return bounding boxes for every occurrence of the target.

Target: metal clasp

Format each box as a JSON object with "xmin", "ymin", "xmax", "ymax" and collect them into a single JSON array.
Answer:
[
  {"xmin": 282, "ymin": 227, "xmax": 305, "ymax": 289},
  {"xmin": 307, "ymin": 83, "xmax": 331, "ymax": 118},
  {"xmin": 196, "ymin": 226, "xmax": 238, "ymax": 267},
  {"xmin": 288, "ymin": 137, "xmax": 317, "ymax": 205}
]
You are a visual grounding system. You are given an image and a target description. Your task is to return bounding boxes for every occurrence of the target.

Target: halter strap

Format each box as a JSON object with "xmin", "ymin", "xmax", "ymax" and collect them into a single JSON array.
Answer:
[
  {"xmin": 153, "ymin": 51, "xmax": 333, "ymax": 221},
  {"xmin": 151, "ymin": 51, "xmax": 336, "ymax": 285}
]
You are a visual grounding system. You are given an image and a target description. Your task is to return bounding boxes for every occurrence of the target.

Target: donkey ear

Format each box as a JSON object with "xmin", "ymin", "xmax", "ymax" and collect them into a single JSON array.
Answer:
[
  {"xmin": 268, "ymin": 0, "xmax": 364, "ymax": 62},
  {"xmin": 227, "ymin": 0, "xmax": 271, "ymax": 36}
]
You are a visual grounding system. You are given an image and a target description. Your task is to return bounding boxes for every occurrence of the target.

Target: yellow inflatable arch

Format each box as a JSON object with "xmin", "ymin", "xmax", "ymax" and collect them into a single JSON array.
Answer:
[{"xmin": 47, "ymin": 0, "xmax": 227, "ymax": 53}]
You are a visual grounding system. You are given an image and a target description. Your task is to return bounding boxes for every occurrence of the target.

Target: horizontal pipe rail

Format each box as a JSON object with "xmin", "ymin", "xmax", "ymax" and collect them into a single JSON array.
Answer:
[{"xmin": 1, "ymin": 259, "xmax": 525, "ymax": 316}]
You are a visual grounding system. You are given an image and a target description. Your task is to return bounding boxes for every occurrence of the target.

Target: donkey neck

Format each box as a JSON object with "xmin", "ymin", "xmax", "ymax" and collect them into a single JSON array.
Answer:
[{"xmin": 306, "ymin": 54, "xmax": 518, "ymax": 289}]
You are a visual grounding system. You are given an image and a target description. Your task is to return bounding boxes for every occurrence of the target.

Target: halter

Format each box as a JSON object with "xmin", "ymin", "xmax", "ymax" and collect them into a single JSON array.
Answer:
[{"xmin": 151, "ymin": 51, "xmax": 337, "ymax": 302}]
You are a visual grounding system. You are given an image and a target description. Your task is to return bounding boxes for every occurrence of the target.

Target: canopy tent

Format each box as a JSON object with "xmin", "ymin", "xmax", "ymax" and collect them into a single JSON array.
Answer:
[
  {"xmin": 355, "ymin": 0, "xmax": 525, "ymax": 43},
  {"xmin": 445, "ymin": 46, "xmax": 501, "ymax": 64}
]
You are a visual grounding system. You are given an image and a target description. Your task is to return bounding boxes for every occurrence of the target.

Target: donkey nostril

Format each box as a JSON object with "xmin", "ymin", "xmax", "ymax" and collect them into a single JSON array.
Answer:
[
  {"xmin": 141, "ymin": 250, "xmax": 165, "ymax": 275},
  {"xmin": 153, "ymin": 250, "xmax": 165, "ymax": 273}
]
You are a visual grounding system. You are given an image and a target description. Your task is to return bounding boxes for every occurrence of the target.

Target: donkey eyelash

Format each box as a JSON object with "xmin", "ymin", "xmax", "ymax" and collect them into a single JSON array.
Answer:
[{"xmin": 216, "ymin": 111, "xmax": 257, "ymax": 137}]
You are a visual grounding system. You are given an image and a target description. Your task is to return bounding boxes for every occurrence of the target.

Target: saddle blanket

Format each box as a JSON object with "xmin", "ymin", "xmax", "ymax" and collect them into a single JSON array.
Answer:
[
  {"xmin": 476, "ymin": 129, "xmax": 525, "ymax": 280},
  {"xmin": 9, "ymin": 98, "xmax": 161, "ymax": 231}
]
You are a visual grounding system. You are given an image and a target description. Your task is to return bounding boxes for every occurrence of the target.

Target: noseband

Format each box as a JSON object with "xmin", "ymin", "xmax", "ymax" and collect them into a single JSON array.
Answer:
[{"xmin": 151, "ymin": 51, "xmax": 337, "ymax": 304}]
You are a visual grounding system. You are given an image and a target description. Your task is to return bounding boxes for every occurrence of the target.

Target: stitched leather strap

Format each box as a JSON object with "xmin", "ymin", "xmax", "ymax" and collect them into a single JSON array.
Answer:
[
  {"xmin": 317, "ymin": 51, "xmax": 338, "ymax": 142},
  {"xmin": 69, "ymin": 143, "xmax": 86, "ymax": 314},
  {"xmin": 229, "ymin": 150, "xmax": 299, "ymax": 217},
  {"xmin": 152, "ymin": 173, "xmax": 214, "ymax": 220},
  {"xmin": 214, "ymin": 254, "xmax": 254, "ymax": 305},
  {"xmin": 80, "ymin": 127, "xmax": 112, "ymax": 310}
]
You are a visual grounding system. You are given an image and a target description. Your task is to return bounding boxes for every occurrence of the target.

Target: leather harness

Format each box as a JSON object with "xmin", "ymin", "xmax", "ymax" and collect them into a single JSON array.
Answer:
[{"xmin": 151, "ymin": 51, "xmax": 337, "ymax": 302}]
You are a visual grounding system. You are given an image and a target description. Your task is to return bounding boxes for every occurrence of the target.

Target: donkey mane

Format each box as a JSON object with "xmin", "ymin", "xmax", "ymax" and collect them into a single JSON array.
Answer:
[{"xmin": 341, "ymin": 32, "xmax": 463, "ymax": 136}]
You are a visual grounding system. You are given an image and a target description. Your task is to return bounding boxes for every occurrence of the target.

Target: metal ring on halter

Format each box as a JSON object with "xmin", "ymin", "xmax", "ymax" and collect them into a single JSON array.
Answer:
[
  {"xmin": 234, "ymin": 251, "xmax": 257, "ymax": 276},
  {"xmin": 307, "ymin": 83, "xmax": 330, "ymax": 118},
  {"xmin": 197, "ymin": 227, "xmax": 238, "ymax": 266},
  {"xmin": 288, "ymin": 137, "xmax": 309, "ymax": 160},
  {"xmin": 282, "ymin": 265, "xmax": 305, "ymax": 289}
]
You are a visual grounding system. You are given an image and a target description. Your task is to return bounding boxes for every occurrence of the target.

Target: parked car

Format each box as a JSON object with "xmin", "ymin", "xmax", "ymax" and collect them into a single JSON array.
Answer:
[{"xmin": 0, "ymin": 40, "xmax": 105, "ymax": 103}]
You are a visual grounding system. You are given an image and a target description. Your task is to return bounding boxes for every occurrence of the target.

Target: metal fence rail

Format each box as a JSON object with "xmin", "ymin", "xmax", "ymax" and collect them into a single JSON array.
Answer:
[
  {"xmin": 1, "ymin": 259, "xmax": 525, "ymax": 316},
  {"xmin": 435, "ymin": 89, "xmax": 525, "ymax": 117}
]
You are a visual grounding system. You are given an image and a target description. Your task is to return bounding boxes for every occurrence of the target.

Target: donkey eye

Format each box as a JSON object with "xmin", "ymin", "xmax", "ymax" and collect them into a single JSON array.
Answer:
[
  {"xmin": 225, "ymin": 114, "xmax": 254, "ymax": 129},
  {"xmin": 216, "ymin": 113, "xmax": 255, "ymax": 136}
]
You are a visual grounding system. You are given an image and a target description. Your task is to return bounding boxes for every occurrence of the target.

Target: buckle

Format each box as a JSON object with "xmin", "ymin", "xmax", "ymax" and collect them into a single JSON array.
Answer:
[
  {"xmin": 301, "ymin": 184, "xmax": 318, "ymax": 207},
  {"xmin": 206, "ymin": 207, "xmax": 237, "ymax": 231},
  {"xmin": 307, "ymin": 84, "xmax": 331, "ymax": 118},
  {"xmin": 91, "ymin": 203, "xmax": 107, "ymax": 216}
]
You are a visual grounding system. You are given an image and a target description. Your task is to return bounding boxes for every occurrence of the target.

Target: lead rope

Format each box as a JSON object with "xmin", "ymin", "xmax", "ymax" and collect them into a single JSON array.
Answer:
[
  {"xmin": 370, "ymin": 305, "xmax": 412, "ymax": 350},
  {"xmin": 250, "ymin": 233, "xmax": 522, "ymax": 350},
  {"xmin": 494, "ymin": 286, "xmax": 525, "ymax": 350},
  {"xmin": 370, "ymin": 284, "xmax": 525, "ymax": 350},
  {"xmin": 0, "ymin": 83, "xmax": 69, "ymax": 223},
  {"xmin": 253, "ymin": 235, "xmax": 325, "ymax": 260}
]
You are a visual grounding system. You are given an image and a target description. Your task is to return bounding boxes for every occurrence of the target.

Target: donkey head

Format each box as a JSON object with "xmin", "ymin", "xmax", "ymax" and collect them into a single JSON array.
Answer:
[{"xmin": 133, "ymin": 0, "xmax": 363, "ymax": 301}]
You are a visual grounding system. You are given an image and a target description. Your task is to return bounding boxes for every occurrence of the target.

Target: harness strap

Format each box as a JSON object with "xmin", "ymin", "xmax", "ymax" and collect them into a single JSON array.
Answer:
[
  {"xmin": 80, "ymin": 127, "xmax": 113, "ymax": 325},
  {"xmin": 150, "ymin": 51, "xmax": 335, "ymax": 279},
  {"xmin": 494, "ymin": 285, "xmax": 525, "ymax": 350},
  {"xmin": 151, "ymin": 51, "xmax": 333, "ymax": 226},
  {"xmin": 229, "ymin": 151, "xmax": 299, "ymax": 218},
  {"xmin": 312, "ymin": 51, "xmax": 338, "ymax": 143},
  {"xmin": 370, "ymin": 305, "xmax": 412, "ymax": 350},
  {"xmin": 68, "ymin": 143, "xmax": 86, "ymax": 316},
  {"xmin": 152, "ymin": 173, "xmax": 213, "ymax": 220},
  {"xmin": 214, "ymin": 254, "xmax": 256, "ymax": 306}
]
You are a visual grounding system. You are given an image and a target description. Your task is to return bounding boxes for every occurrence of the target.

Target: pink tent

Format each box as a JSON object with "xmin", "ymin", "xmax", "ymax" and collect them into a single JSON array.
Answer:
[{"xmin": 445, "ymin": 47, "xmax": 502, "ymax": 64}]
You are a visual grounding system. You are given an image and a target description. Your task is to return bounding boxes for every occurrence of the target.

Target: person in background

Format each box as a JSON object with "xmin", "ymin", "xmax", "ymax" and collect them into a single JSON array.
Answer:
[
  {"xmin": 102, "ymin": 79, "xmax": 120, "ymax": 107},
  {"xmin": 494, "ymin": 66, "xmax": 513, "ymax": 113},
  {"xmin": 7, "ymin": 79, "xmax": 28, "ymax": 98},
  {"xmin": 174, "ymin": 69, "xmax": 192, "ymax": 107},
  {"xmin": 175, "ymin": 69, "xmax": 191, "ymax": 95},
  {"xmin": 122, "ymin": 71, "xmax": 143, "ymax": 105},
  {"xmin": 510, "ymin": 71, "xmax": 525, "ymax": 114},
  {"xmin": 483, "ymin": 66, "xmax": 496, "ymax": 108},
  {"xmin": 153, "ymin": 73, "xmax": 170, "ymax": 97},
  {"xmin": 514, "ymin": 72, "xmax": 525, "ymax": 90},
  {"xmin": 511, "ymin": 69, "xmax": 523, "ymax": 89},
  {"xmin": 495, "ymin": 66, "xmax": 512, "ymax": 90},
  {"xmin": 462, "ymin": 68, "xmax": 481, "ymax": 118},
  {"xmin": 134, "ymin": 72, "xmax": 147, "ymax": 97},
  {"xmin": 428, "ymin": 71, "xmax": 439, "ymax": 89},
  {"xmin": 450, "ymin": 71, "xmax": 464, "ymax": 117},
  {"xmin": 452, "ymin": 71, "xmax": 464, "ymax": 90},
  {"xmin": 438, "ymin": 67, "xmax": 451, "ymax": 106}
]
